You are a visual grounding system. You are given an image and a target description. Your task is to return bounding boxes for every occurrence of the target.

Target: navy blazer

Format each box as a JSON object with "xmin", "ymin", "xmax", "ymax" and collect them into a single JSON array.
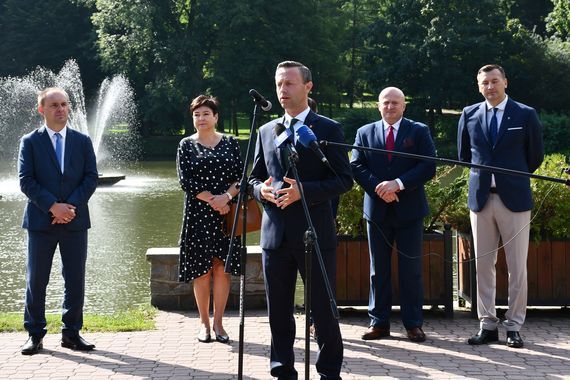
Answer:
[
  {"xmin": 458, "ymin": 98, "xmax": 544, "ymax": 212},
  {"xmin": 249, "ymin": 111, "xmax": 353, "ymax": 250},
  {"xmin": 351, "ymin": 118, "xmax": 436, "ymax": 223},
  {"xmin": 18, "ymin": 126, "xmax": 98, "ymax": 231}
]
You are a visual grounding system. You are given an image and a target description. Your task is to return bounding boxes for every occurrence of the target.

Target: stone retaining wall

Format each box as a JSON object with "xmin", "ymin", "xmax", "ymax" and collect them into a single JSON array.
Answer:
[{"xmin": 146, "ymin": 247, "xmax": 266, "ymax": 310}]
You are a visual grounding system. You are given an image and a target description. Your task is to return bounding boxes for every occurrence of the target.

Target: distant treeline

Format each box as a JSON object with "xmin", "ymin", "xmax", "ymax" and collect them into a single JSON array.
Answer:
[{"xmin": 1, "ymin": 0, "xmax": 569, "ymax": 139}]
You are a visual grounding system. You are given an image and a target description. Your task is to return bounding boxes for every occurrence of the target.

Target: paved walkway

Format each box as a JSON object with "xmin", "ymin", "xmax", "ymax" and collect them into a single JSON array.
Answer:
[{"xmin": 1, "ymin": 308, "xmax": 569, "ymax": 379}]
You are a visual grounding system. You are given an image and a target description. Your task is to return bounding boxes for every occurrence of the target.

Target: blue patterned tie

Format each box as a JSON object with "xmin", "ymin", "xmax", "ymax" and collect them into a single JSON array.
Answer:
[
  {"xmin": 54, "ymin": 132, "xmax": 63, "ymax": 171},
  {"xmin": 489, "ymin": 108, "xmax": 498, "ymax": 146}
]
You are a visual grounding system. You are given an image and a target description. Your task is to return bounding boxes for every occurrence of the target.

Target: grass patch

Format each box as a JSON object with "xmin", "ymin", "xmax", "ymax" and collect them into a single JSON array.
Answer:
[{"xmin": 0, "ymin": 304, "xmax": 157, "ymax": 334}]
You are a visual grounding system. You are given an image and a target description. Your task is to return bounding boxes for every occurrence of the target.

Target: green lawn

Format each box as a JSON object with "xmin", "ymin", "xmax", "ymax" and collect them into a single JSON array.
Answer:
[{"xmin": 0, "ymin": 304, "xmax": 157, "ymax": 333}]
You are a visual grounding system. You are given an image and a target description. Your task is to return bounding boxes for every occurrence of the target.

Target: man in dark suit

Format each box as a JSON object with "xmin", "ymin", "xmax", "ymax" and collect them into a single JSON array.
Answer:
[
  {"xmin": 351, "ymin": 87, "xmax": 436, "ymax": 343},
  {"xmin": 249, "ymin": 61, "xmax": 353, "ymax": 380},
  {"xmin": 18, "ymin": 87, "xmax": 98, "ymax": 355},
  {"xmin": 458, "ymin": 64, "xmax": 543, "ymax": 348}
]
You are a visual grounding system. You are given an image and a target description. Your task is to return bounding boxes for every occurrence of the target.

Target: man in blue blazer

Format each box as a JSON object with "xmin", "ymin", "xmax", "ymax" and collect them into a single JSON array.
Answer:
[
  {"xmin": 458, "ymin": 64, "xmax": 543, "ymax": 348},
  {"xmin": 249, "ymin": 61, "xmax": 353, "ymax": 380},
  {"xmin": 351, "ymin": 87, "xmax": 436, "ymax": 343},
  {"xmin": 18, "ymin": 87, "xmax": 98, "ymax": 355}
]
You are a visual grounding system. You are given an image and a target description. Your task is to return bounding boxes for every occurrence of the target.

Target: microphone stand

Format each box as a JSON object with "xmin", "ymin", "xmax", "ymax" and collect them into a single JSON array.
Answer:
[
  {"xmin": 322, "ymin": 141, "xmax": 570, "ymax": 186},
  {"xmin": 224, "ymin": 103, "xmax": 261, "ymax": 380},
  {"xmin": 284, "ymin": 146, "xmax": 340, "ymax": 380}
]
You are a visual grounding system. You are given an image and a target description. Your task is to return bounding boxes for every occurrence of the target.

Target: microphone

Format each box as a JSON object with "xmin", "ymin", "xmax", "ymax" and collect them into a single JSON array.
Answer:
[
  {"xmin": 249, "ymin": 89, "xmax": 272, "ymax": 111},
  {"xmin": 297, "ymin": 125, "xmax": 332, "ymax": 170},
  {"xmin": 274, "ymin": 122, "xmax": 298, "ymax": 163}
]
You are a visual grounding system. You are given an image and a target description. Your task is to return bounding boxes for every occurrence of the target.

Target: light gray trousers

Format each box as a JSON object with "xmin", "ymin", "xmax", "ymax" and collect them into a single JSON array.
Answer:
[{"xmin": 470, "ymin": 194, "xmax": 531, "ymax": 332}]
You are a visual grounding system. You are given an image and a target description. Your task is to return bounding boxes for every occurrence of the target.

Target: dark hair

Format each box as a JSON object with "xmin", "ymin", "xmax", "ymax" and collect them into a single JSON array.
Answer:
[
  {"xmin": 308, "ymin": 97, "xmax": 318, "ymax": 113},
  {"xmin": 276, "ymin": 61, "xmax": 312, "ymax": 83},
  {"xmin": 189, "ymin": 95, "xmax": 219, "ymax": 115},
  {"xmin": 478, "ymin": 64, "xmax": 506, "ymax": 78}
]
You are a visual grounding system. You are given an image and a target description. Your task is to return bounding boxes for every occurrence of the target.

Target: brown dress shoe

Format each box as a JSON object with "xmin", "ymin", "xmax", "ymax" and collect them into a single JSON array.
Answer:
[
  {"xmin": 361, "ymin": 326, "xmax": 390, "ymax": 340},
  {"xmin": 407, "ymin": 327, "xmax": 426, "ymax": 342}
]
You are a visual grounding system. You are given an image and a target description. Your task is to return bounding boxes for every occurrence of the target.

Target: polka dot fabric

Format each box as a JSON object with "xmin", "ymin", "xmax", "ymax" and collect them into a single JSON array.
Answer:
[{"xmin": 176, "ymin": 135, "xmax": 243, "ymax": 282}]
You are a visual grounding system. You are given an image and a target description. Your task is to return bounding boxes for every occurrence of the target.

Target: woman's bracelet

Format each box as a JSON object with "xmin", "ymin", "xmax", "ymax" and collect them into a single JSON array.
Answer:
[{"xmin": 224, "ymin": 192, "xmax": 233, "ymax": 201}]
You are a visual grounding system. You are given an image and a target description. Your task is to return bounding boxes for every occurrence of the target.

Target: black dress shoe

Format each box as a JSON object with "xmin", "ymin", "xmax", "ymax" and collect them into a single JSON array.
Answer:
[
  {"xmin": 21, "ymin": 336, "xmax": 43, "ymax": 355},
  {"xmin": 506, "ymin": 331, "xmax": 524, "ymax": 348},
  {"xmin": 213, "ymin": 327, "xmax": 229, "ymax": 343},
  {"xmin": 467, "ymin": 328, "xmax": 499, "ymax": 345},
  {"xmin": 61, "ymin": 335, "xmax": 95, "ymax": 351}
]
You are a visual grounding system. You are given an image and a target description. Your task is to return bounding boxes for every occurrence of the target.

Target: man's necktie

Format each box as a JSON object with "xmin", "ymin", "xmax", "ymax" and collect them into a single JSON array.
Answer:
[
  {"xmin": 489, "ymin": 107, "xmax": 498, "ymax": 146},
  {"xmin": 289, "ymin": 118, "xmax": 298, "ymax": 142},
  {"xmin": 54, "ymin": 132, "xmax": 63, "ymax": 171},
  {"xmin": 386, "ymin": 125, "xmax": 395, "ymax": 162}
]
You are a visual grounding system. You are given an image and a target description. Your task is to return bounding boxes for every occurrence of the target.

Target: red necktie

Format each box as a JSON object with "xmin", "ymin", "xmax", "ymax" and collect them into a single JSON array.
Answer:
[{"xmin": 386, "ymin": 125, "xmax": 395, "ymax": 162}]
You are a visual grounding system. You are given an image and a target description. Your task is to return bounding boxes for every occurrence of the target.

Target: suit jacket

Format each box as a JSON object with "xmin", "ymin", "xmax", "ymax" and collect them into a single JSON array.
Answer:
[
  {"xmin": 351, "ymin": 118, "xmax": 436, "ymax": 223},
  {"xmin": 249, "ymin": 111, "xmax": 353, "ymax": 250},
  {"xmin": 457, "ymin": 98, "xmax": 544, "ymax": 212},
  {"xmin": 18, "ymin": 126, "xmax": 98, "ymax": 231}
]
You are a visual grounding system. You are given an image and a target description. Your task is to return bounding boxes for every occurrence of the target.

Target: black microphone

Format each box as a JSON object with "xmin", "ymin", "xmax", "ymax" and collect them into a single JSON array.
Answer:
[
  {"xmin": 274, "ymin": 123, "xmax": 298, "ymax": 162},
  {"xmin": 297, "ymin": 124, "xmax": 332, "ymax": 170},
  {"xmin": 249, "ymin": 89, "xmax": 272, "ymax": 111}
]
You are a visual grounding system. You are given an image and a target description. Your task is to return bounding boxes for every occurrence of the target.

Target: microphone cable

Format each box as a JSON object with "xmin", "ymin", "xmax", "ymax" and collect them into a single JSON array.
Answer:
[{"xmin": 360, "ymin": 166, "xmax": 563, "ymax": 265}]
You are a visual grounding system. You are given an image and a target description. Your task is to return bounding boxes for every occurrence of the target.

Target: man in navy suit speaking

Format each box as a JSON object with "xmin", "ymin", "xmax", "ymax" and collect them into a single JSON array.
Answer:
[
  {"xmin": 458, "ymin": 64, "xmax": 544, "ymax": 348},
  {"xmin": 351, "ymin": 87, "xmax": 436, "ymax": 343},
  {"xmin": 18, "ymin": 87, "xmax": 98, "ymax": 355},
  {"xmin": 249, "ymin": 61, "xmax": 353, "ymax": 379}
]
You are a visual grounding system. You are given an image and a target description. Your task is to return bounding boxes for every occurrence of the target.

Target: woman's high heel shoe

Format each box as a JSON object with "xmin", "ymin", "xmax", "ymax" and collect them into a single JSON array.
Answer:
[
  {"xmin": 197, "ymin": 326, "xmax": 211, "ymax": 343},
  {"xmin": 213, "ymin": 328, "xmax": 229, "ymax": 343}
]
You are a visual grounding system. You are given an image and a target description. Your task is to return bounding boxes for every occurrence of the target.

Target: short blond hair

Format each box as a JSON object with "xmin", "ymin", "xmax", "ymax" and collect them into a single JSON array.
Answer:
[{"xmin": 37, "ymin": 87, "xmax": 69, "ymax": 107}]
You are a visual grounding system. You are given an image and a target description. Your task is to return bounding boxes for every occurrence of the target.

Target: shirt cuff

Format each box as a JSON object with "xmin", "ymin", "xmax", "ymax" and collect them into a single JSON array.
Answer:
[{"xmin": 395, "ymin": 178, "xmax": 404, "ymax": 191}]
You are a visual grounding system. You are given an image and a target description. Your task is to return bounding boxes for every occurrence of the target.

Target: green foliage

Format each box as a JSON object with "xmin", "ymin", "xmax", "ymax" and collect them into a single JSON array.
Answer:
[
  {"xmin": 546, "ymin": 0, "xmax": 570, "ymax": 40},
  {"xmin": 530, "ymin": 153, "xmax": 570, "ymax": 240},
  {"xmin": 541, "ymin": 111, "xmax": 570, "ymax": 156},
  {"xmin": 424, "ymin": 166, "xmax": 470, "ymax": 233},
  {"xmin": 338, "ymin": 107, "xmax": 379, "ymax": 145},
  {"xmin": 336, "ymin": 181, "xmax": 365, "ymax": 236},
  {"xmin": 0, "ymin": 0, "xmax": 103, "ymax": 95},
  {"xmin": 0, "ymin": 305, "xmax": 157, "ymax": 333}
]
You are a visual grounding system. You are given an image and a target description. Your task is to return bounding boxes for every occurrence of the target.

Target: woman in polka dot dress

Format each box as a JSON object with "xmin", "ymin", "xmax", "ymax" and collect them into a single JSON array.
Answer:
[{"xmin": 177, "ymin": 95, "xmax": 242, "ymax": 343}]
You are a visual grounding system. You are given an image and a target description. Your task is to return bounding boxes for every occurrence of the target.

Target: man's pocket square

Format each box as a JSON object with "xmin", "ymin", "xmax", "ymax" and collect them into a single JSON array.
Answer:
[{"xmin": 507, "ymin": 127, "xmax": 523, "ymax": 130}]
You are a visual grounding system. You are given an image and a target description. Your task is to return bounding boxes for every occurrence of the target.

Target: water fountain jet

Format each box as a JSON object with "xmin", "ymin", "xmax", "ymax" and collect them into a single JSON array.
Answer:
[{"xmin": 0, "ymin": 60, "xmax": 140, "ymax": 186}]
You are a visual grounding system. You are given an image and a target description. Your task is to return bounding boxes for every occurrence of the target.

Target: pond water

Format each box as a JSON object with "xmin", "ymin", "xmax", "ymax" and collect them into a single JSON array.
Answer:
[{"xmin": 0, "ymin": 161, "xmax": 185, "ymax": 314}]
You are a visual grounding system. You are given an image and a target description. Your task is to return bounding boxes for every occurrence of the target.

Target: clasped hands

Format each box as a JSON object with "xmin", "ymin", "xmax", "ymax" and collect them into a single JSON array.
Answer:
[
  {"xmin": 207, "ymin": 194, "xmax": 231, "ymax": 215},
  {"xmin": 375, "ymin": 180, "xmax": 400, "ymax": 203},
  {"xmin": 50, "ymin": 203, "xmax": 76, "ymax": 224},
  {"xmin": 260, "ymin": 176, "xmax": 301, "ymax": 209}
]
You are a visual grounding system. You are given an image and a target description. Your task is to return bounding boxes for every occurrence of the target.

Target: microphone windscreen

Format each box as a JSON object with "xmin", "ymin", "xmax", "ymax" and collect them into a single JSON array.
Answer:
[
  {"xmin": 274, "ymin": 122, "xmax": 286, "ymax": 135},
  {"xmin": 297, "ymin": 125, "xmax": 317, "ymax": 148},
  {"xmin": 274, "ymin": 123, "xmax": 292, "ymax": 148}
]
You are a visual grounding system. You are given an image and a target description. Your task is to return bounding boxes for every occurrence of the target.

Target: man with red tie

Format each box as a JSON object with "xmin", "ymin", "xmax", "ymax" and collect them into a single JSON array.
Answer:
[{"xmin": 351, "ymin": 87, "xmax": 436, "ymax": 342}]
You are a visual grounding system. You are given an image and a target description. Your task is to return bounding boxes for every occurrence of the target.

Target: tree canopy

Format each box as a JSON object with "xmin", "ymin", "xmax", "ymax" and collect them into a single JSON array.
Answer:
[{"xmin": 1, "ymin": 0, "xmax": 569, "ymax": 135}]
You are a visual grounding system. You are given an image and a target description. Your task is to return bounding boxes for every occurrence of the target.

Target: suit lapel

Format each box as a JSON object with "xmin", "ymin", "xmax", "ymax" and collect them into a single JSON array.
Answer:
[
  {"xmin": 64, "ymin": 129, "xmax": 75, "ymax": 174},
  {"xmin": 273, "ymin": 119, "xmax": 287, "ymax": 172},
  {"xmin": 477, "ymin": 102, "xmax": 493, "ymax": 147},
  {"xmin": 38, "ymin": 126, "xmax": 62, "ymax": 173},
  {"xmin": 495, "ymin": 98, "xmax": 515, "ymax": 146},
  {"xmin": 394, "ymin": 118, "xmax": 409, "ymax": 151}
]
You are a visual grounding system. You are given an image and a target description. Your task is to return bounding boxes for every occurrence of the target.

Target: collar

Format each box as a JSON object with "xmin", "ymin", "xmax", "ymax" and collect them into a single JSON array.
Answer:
[
  {"xmin": 285, "ymin": 107, "xmax": 311, "ymax": 127},
  {"xmin": 45, "ymin": 124, "xmax": 68, "ymax": 139},
  {"xmin": 382, "ymin": 118, "xmax": 402, "ymax": 132},
  {"xmin": 485, "ymin": 95, "xmax": 508, "ymax": 112}
]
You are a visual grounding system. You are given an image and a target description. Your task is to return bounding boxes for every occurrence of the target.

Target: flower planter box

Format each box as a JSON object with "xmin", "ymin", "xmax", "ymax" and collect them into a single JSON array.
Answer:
[
  {"xmin": 457, "ymin": 233, "xmax": 570, "ymax": 317},
  {"xmin": 335, "ymin": 225, "xmax": 454, "ymax": 317}
]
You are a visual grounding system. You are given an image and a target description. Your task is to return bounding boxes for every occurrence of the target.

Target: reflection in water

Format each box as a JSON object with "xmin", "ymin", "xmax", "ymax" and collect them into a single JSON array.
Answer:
[{"xmin": 0, "ymin": 161, "xmax": 183, "ymax": 314}]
